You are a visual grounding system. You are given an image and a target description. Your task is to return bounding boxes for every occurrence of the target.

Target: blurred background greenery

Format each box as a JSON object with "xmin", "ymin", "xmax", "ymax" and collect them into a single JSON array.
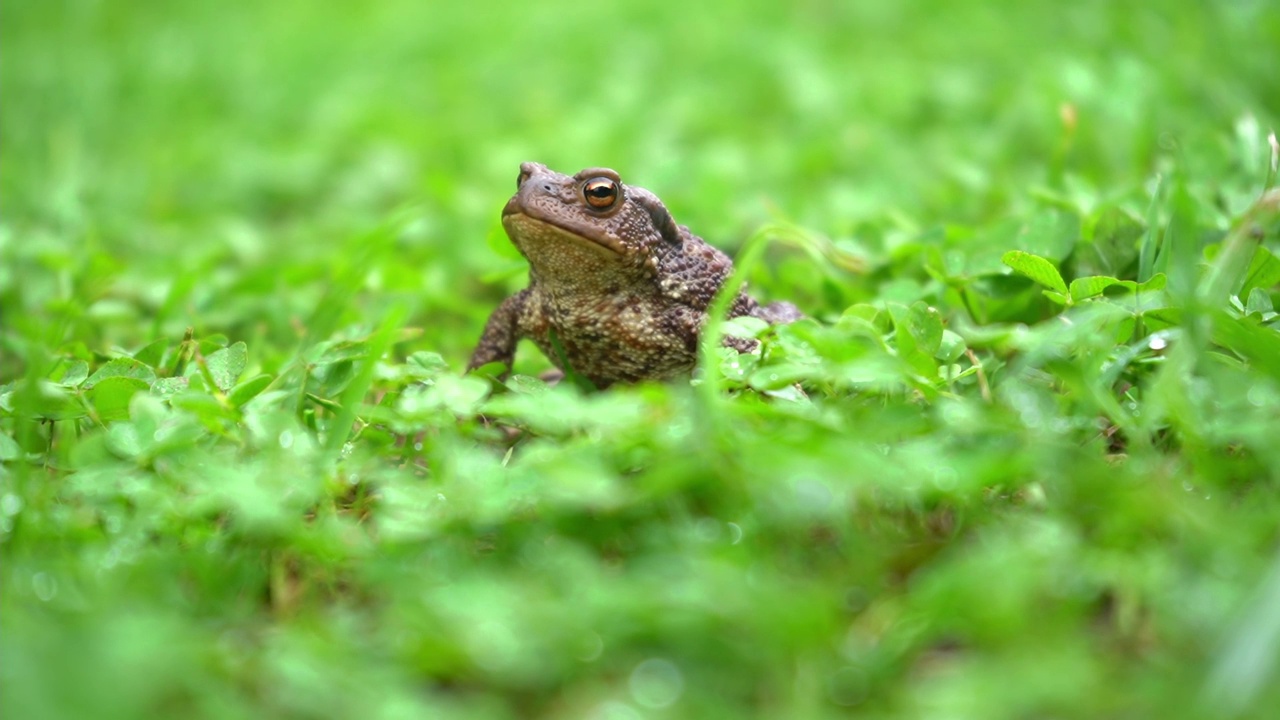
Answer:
[
  {"xmin": 2, "ymin": 0, "xmax": 1279, "ymax": 718},
  {"xmin": 4, "ymin": 0, "xmax": 1276, "ymax": 366}
]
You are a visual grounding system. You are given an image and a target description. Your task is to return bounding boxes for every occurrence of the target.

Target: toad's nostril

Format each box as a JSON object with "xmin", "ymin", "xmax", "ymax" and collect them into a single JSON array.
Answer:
[{"xmin": 542, "ymin": 184, "xmax": 552, "ymax": 191}]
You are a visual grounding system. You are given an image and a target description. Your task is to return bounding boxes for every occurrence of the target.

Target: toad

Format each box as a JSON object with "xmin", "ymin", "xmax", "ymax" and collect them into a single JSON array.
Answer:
[{"xmin": 467, "ymin": 162, "xmax": 801, "ymax": 387}]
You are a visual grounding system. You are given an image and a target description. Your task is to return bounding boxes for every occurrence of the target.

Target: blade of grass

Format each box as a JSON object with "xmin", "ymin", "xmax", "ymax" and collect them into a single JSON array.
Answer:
[
  {"xmin": 1203, "ymin": 547, "xmax": 1280, "ymax": 718},
  {"xmin": 1138, "ymin": 174, "xmax": 1164, "ymax": 284},
  {"xmin": 695, "ymin": 221, "xmax": 827, "ymax": 435},
  {"xmin": 698, "ymin": 223, "xmax": 791, "ymax": 404},
  {"xmin": 322, "ymin": 302, "xmax": 407, "ymax": 462},
  {"xmin": 1200, "ymin": 188, "xmax": 1280, "ymax": 306}
]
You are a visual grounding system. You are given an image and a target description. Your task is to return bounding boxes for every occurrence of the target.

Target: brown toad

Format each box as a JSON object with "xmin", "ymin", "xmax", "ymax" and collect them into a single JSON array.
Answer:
[{"xmin": 467, "ymin": 162, "xmax": 801, "ymax": 388}]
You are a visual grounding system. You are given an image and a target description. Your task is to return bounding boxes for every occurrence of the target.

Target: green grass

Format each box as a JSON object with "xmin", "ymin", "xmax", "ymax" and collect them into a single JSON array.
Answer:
[{"xmin": 3, "ymin": 0, "xmax": 1280, "ymax": 717}]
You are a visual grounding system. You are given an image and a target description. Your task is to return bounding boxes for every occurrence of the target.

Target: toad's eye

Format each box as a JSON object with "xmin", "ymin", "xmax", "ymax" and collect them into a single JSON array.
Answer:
[
  {"xmin": 582, "ymin": 177, "xmax": 619, "ymax": 209},
  {"xmin": 516, "ymin": 169, "xmax": 531, "ymax": 189}
]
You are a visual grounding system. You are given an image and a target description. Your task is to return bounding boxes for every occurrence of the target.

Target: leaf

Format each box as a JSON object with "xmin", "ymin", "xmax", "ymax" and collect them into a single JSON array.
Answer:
[
  {"xmin": 468, "ymin": 360, "xmax": 510, "ymax": 383},
  {"xmin": 1068, "ymin": 273, "xmax": 1166, "ymax": 303},
  {"xmin": 55, "ymin": 359, "xmax": 90, "ymax": 387},
  {"xmin": 228, "ymin": 374, "xmax": 273, "ymax": 407},
  {"xmin": 1241, "ymin": 246, "xmax": 1280, "ymax": 297},
  {"xmin": 199, "ymin": 334, "xmax": 230, "ymax": 352},
  {"xmin": 723, "ymin": 316, "xmax": 770, "ymax": 339},
  {"xmin": 86, "ymin": 358, "xmax": 156, "ymax": 388},
  {"xmin": 171, "ymin": 392, "xmax": 237, "ymax": 425},
  {"xmin": 133, "ymin": 338, "xmax": 169, "ymax": 368},
  {"xmin": 0, "ymin": 432, "xmax": 21, "ymax": 461},
  {"xmin": 106, "ymin": 423, "xmax": 142, "ymax": 459},
  {"xmin": 1069, "ymin": 276, "xmax": 1121, "ymax": 302},
  {"xmin": 1084, "ymin": 205, "xmax": 1142, "ymax": 276},
  {"xmin": 1144, "ymin": 308, "xmax": 1183, "ymax": 331},
  {"xmin": 317, "ymin": 360, "xmax": 358, "ymax": 398},
  {"xmin": 936, "ymin": 329, "xmax": 967, "ymax": 363},
  {"xmin": 428, "ymin": 375, "xmax": 490, "ymax": 417},
  {"xmin": 151, "ymin": 377, "xmax": 190, "ymax": 398},
  {"xmin": 887, "ymin": 303, "xmax": 939, "ymax": 381},
  {"xmin": 718, "ymin": 345, "xmax": 758, "ymax": 383},
  {"xmin": 1013, "ymin": 210, "xmax": 1080, "ymax": 261},
  {"xmin": 907, "ymin": 301, "xmax": 943, "ymax": 355},
  {"xmin": 310, "ymin": 340, "xmax": 369, "ymax": 366},
  {"xmin": 187, "ymin": 373, "xmax": 208, "ymax": 393},
  {"xmin": 87, "ymin": 377, "xmax": 151, "ymax": 422},
  {"xmin": 1212, "ymin": 312, "xmax": 1280, "ymax": 383},
  {"xmin": 1002, "ymin": 251, "xmax": 1068, "ymax": 295},
  {"xmin": 1244, "ymin": 287, "xmax": 1274, "ymax": 316},
  {"xmin": 17, "ymin": 382, "xmax": 85, "ymax": 420},
  {"xmin": 1136, "ymin": 273, "xmax": 1168, "ymax": 292},
  {"xmin": 408, "ymin": 351, "xmax": 449, "ymax": 375},
  {"xmin": 205, "ymin": 342, "xmax": 247, "ymax": 392}
]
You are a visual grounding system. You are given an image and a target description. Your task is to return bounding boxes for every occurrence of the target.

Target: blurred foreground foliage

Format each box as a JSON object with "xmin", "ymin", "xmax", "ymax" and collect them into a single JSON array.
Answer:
[{"xmin": 3, "ymin": 0, "xmax": 1280, "ymax": 718}]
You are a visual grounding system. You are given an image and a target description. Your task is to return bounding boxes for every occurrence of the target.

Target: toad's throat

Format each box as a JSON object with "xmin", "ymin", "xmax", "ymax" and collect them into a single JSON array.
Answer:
[{"xmin": 502, "ymin": 212, "xmax": 627, "ymax": 257}]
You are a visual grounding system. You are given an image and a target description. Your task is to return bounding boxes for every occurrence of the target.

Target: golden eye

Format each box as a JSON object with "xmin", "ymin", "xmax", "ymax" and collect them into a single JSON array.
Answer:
[
  {"xmin": 582, "ymin": 177, "xmax": 619, "ymax": 209},
  {"xmin": 516, "ymin": 169, "xmax": 531, "ymax": 189}
]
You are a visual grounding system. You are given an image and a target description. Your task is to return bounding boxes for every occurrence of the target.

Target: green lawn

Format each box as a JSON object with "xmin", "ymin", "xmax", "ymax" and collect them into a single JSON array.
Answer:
[{"xmin": 3, "ymin": 1, "xmax": 1280, "ymax": 718}]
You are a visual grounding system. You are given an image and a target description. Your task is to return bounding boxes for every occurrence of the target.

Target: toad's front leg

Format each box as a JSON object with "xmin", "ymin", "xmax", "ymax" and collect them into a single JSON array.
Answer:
[{"xmin": 467, "ymin": 288, "xmax": 532, "ymax": 376}]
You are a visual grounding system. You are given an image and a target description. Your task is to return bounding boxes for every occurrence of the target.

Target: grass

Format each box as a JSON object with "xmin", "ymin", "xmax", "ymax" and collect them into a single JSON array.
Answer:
[{"xmin": 3, "ymin": 0, "xmax": 1280, "ymax": 717}]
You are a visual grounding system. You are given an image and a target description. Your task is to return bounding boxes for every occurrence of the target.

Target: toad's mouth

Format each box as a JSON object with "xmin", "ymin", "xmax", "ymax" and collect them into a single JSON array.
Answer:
[{"xmin": 501, "ymin": 212, "xmax": 627, "ymax": 256}]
